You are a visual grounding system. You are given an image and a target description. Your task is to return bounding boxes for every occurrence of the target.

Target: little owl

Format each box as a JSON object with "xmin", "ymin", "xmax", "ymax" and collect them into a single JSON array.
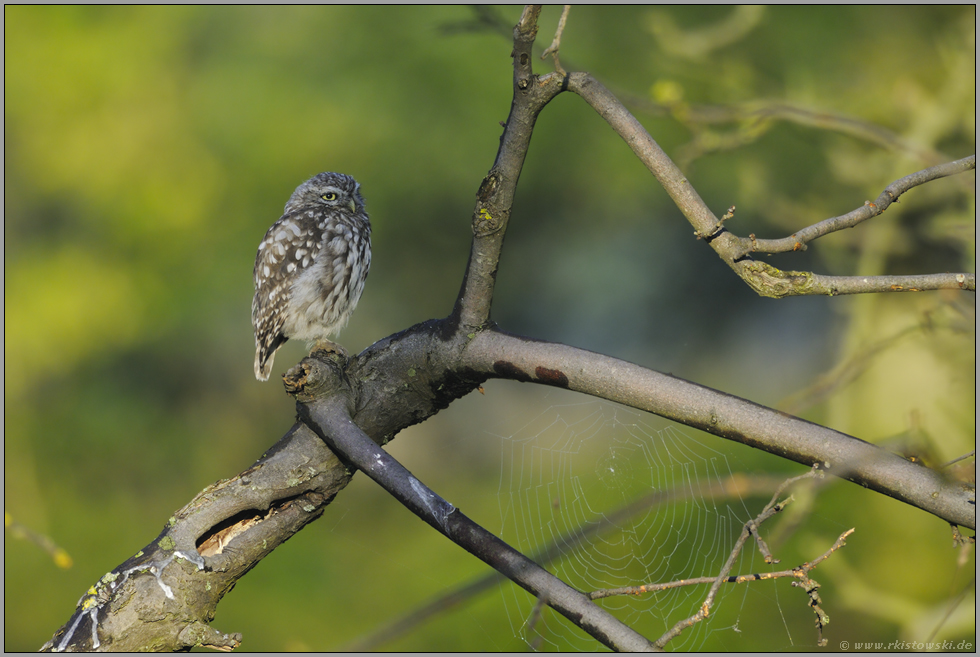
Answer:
[{"xmin": 252, "ymin": 172, "xmax": 371, "ymax": 381}]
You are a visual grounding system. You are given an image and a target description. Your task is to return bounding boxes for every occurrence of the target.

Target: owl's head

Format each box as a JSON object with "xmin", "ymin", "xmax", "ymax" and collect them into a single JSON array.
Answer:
[{"xmin": 284, "ymin": 172, "xmax": 364, "ymax": 215}]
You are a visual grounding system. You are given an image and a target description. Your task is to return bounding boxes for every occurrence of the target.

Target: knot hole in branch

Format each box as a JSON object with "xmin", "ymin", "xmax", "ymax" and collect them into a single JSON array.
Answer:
[{"xmin": 283, "ymin": 350, "xmax": 356, "ymax": 412}]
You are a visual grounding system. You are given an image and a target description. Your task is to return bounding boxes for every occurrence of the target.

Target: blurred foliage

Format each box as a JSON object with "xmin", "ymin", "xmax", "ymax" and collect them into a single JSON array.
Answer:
[{"xmin": 4, "ymin": 5, "xmax": 974, "ymax": 652}]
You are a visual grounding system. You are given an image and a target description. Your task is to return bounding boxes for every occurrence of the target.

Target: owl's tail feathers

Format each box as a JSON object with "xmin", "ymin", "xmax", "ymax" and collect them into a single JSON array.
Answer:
[
  {"xmin": 254, "ymin": 335, "xmax": 288, "ymax": 382},
  {"xmin": 254, "ymin": 350, "xmax": 275, "ymax": 382}
]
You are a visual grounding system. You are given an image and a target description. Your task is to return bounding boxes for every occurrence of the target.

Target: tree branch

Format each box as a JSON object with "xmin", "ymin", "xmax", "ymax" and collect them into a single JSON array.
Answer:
[
  {"xmin": 567, "ymin": 73, "xmax": 976, "ymax": 297},
  {"xmin": 290, "ymin": 353, "xmax": 659, "ymax": 652},
  {"xmin": 455, "ymin": 5, "xmax": 566, "ymax": 330},
  {"xmin": 462, "ymin": 329, "xmax": 976, "ymax": 530},
  {"xmin": 626, "ymin": 95, "xmax": 957, "ymax": 173},
  {"xmin": 746, "ymin": 156, "xmax": 976, "ymax": 255},
  {"xmin": 345, "ymin": 473, "xmax": 788, "ymax": 651},
  {"xmin": 43, "ymin": 421, "xmax": 351, "ymax": 651},
  {"xmin": 653, "ymin": 470, "xmax": 841, "ymax": 649},
  {"xmin": 540, "ymin": 5, "xmax": 570, "ymax": 75}
]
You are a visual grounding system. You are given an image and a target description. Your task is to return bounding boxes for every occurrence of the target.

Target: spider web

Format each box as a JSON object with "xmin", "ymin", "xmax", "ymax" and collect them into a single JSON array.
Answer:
[{"xmin": 494, "ymin": 400, "xmax": 764, "ymax": 651}]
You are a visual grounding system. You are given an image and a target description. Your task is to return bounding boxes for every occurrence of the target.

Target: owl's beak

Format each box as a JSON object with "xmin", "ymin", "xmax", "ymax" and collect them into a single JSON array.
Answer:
[{"xmin": 348, "ymin": 200, "xmax": 356, "ymax": 213}]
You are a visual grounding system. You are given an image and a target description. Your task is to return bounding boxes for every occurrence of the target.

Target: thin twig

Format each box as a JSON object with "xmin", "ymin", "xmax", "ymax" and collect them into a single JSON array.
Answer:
[
  {"xmin": 746, "ymin": 156, "xmax": 976, "ymax": 255},
  {"xmin": 661, "ymin": 100, "xmax": 953, "ymax": 172},
  {"xmin": 942, "ymin": 450, "xmax": 975, "ymax": 469},
  {"xmin": 653, "ymin": 471, "xmax": 813, "ymax": 648},
  {"xmin": 540, "ymin": 5, "xmax": 570, "ymax": 75},
  {"xmin": 525, "ymin": 594, "xmax": 549, "ymax": 651},
  {"xmin": 654, "ymin": 470, "xmax": 850, "ymax": 649},
  {"xmin": 4, "ymin": 513, "xmax": 73, "ymax": 569},
  {"xmin": 343, "ymin": 474, "xmax": 787, "ymax": 650},
  {"xmin": 589, "ymin": 528, "xmax": 854, "ymax": 603}
]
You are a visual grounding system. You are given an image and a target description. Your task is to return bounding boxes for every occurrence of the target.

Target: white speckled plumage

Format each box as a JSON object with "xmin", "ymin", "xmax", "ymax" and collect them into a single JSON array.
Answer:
[{"xmin": 252, "ymin": 172, "xmax": 371, "ymax": 381}]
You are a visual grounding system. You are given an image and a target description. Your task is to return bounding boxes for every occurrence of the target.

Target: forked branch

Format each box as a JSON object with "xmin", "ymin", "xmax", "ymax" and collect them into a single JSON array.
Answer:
[
  {"xmin": 566, "ymin": 74, "xmax": 976, "ymax": 297},
  {"xmin": 647, "ymin": 471, "xmax": 852, "ymax": 648},
  {"xmin": 291, "ymin": 354, "xmax": 658, "ymax": 652}
]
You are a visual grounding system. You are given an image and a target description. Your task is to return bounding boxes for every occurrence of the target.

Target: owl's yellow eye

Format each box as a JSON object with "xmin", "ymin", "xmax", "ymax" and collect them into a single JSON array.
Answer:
[{"xmin": 321, "ymin": 192, "xmax": 338, "ymax": 201}]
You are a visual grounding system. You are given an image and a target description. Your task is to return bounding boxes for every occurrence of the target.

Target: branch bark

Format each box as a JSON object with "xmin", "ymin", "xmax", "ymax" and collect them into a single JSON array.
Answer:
[
  {"xmin": 456, "ymin": 5, "xmax": 566, "ymax": 330},
  {"xmin": 461, "ymin": 330, "xmax": 976, "ymax": 529}
]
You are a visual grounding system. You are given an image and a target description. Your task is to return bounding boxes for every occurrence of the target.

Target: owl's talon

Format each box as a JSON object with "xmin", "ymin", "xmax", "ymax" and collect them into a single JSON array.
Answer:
[{"xmin": 310, "ymin": 339, "xmax": 349, "ymax": 361}]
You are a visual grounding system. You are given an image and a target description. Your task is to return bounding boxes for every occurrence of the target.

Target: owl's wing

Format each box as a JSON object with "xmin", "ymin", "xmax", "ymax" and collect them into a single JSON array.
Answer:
[{"xmin": 251, "ymin": 211, "xmax": 325, "ymax": 380}]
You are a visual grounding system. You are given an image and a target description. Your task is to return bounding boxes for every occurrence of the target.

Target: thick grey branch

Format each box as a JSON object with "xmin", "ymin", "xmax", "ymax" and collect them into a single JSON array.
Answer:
[
  {"xmin": 463, "ymin": 330, "xmax": 976, "ymax": 530},
  {"xmin": 43, "ymin": 422, "xmax": 351, "ymax": 652}
]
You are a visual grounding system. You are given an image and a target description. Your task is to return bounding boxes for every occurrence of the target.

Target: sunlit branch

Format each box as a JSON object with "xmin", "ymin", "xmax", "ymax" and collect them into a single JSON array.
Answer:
[
  {"xmin": 589, "ymin": 491, "xmax": 853, "ymax": 603},
  {"xmin": 746, "ymin": 156, "xmax": 976, "ymax": 255},
  {"xmin": 567, "ymin": 73, "xmax": 976, "ymax": 298},
  {"xmin": 463, "ymin": 329, "xmax": 976, "ymax": 530},
  {"xmin": 654, "ymin": 473, "xmax": 799, "ymax": 648},
  {"xmin": 595, "ymin": 528, "xmax": 855, "ymax": 648},
  {"xmin": 653, "ymin": 528, "xmax": 853, "ymax": 649},
  {"xmin": 744, "ymin": 270, "xmax": 975, "ymax": 296}
]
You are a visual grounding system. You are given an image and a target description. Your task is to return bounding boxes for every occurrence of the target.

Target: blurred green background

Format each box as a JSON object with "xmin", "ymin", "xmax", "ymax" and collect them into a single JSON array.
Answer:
[{"xmin": 5, "ymin": 5, "xmax": 974, "ymax": 651}]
